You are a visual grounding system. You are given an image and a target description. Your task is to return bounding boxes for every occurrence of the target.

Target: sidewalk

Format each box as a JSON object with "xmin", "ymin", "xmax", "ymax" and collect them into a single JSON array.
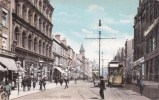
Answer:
[
  {"xmin": 132, "ymin": 80, "xmax": 159, "ymax": 88},
  {"xmin": 10, "ymin": 81, "xmax": 67, "ymax": 100},
  {"xmin": 126, "ymin": 80, "xmax": 159, "ymax": 100}
]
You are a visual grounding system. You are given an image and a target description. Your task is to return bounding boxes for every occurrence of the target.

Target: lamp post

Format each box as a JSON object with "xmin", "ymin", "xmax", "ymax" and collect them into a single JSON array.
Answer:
[
  {"xmin": 16, "ymin": 59, "xmax": 21, "ymax": 95},
  {"xmin": 50, "ymin": 63, "xmax": 53, "ymax": 82},
  {"xmin": 39, "ymin": 60, "xmax": 44, "ymax": 80},
  {"xmin": 39, "ymin": 60, "xmax": 44, "ymax": 90}
]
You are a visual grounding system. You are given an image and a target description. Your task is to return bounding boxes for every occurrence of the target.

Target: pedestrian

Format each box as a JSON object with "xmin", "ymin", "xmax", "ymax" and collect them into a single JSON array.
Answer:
[
  {"xmin": 43, "ymin": 77, "xmax": 47, "ymax": 90},
  {"xmin": 139, "ymin": 77, "xmax": 144, "ymax": 96},
  {"xmin": 33, "ymin": 78, "xmax": 36, "ymax": 89},
  {"xmin": 1, "ymin": 78, "xmax": 6, "ymax": 87},
  {"xmin": 59, "ymin": 77, "xmax": 63, "ymax": 86},
  {"xmin": 39, "ymin": 79, "xmax": 43, "ymax": 90},
  {"xmin": 22, "ymin": 77, "xmax": 27, "ymax": 91},
  {"xmin": 27, "ymin": 77, "xmax": 31, "ymax": 91},
  {"xmin": 55, "ymin": 77, "xmax": 58, "ymax": 85},
  {"xmin": 99, "ymin": 76, "xmax": 106, "ymax": 100},
  {"xmin": 4, "ymin": 81, "xmax": 12, "ymax": 100},
  {"xmin": 64, "ymin": 77, "xmax": 68, "ymax": 89}
]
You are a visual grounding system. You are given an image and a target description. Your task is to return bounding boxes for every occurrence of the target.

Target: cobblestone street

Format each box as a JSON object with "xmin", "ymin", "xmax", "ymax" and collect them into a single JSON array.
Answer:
[{"xmin": 12, "ymin": 81, "xmax": 150, "ymax": 100}]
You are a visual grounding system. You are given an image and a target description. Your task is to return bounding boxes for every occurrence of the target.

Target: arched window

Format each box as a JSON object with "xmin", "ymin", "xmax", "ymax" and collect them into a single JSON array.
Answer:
[
  {"xmin": 43, "ymin": 42, "xmax": 45, "ymax": 55},
  {"xmin": 43, "ymin": 5, "xmax": 46, "ymax": 13},
  {"xmin": 46, "ymin": 25, "xmax": 49, "ymax": 35},
  {"xmin": 46, "ymin": 9, "xmax": 49, "ymax": 18},
  {"xmin": 34, "ymin": 37, "xmax": 37, "ymax": 52},
  {"xmin": 34, "ymin": 13, "xmax": 38, "ymax": 27},
  {"xmin": 46, "ymin": 44, "xmax": 48, "ymax": 56},
  {"xmin": 39, "ymin": 18, "xmax": 42, "ymax": 31},
  {"xmin": 39, "ymin": 1, "xmax": 42, "ymax": 11},
  {"xmin": 15, "ymin": 0, "xmax": 20, "ymax": 15},
  {"xmin": 14, "ymin": 27, "xmax": 20, "ymax": 46},
  {"xmin": 28, "ymin": 9, "xmax": 32, "ymax": 24},
  {"xmin": 50, "ymin": 13, "xmax": 52, "ymax": 19},
  {"xmin": 43, "ymin": 22, "xmax": 46, "ymax": 33},
  {"xmin": 49, "ymin": 46, "xmax": 51, "ymax": 57},
  {"xmin": 22, "ymin": 31, "xmax": 26, "ymax": 48},
  {"xmin": 39, "ymin": 40, "xmax": 42, "ymax": 54},
  {"xmin": 34, "ymin": 0, "xmax": 37, "ymax": 7},
  {"xmin": 28, "ymin": 34, "xmax": 32, "ymax": 50},
  {"xmin": 49, "ymin": 27, "xmax": 52, "ymax": 36},
  {"xmin": 22, "ymin": 5, "xmax": 27, "ymax": 20}
]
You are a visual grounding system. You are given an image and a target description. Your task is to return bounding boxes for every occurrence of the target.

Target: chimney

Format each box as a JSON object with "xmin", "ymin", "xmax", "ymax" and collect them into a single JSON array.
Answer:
[
  {"xmin": 55, "ymin": 34, "xmax": 61, "ymax": 41},
  {"xmin": 62, "ymin": 38, "xmax": 67, "ymax": 45}
]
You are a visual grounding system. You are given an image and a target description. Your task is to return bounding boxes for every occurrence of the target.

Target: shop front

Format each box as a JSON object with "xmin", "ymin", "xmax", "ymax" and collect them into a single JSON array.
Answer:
[{"xmin": 133, "ymin": 57, "xmax": 145, "ymax": 80}]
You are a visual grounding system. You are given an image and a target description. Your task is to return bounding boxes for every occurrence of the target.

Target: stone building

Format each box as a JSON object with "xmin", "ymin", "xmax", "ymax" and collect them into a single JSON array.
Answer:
[
  {"xmin": 12, "ymin": 0, "xmax": 54, "ymax": 81},
  {"xmin": 52, "ymin": 34, "xmax": 68, "ymax": 79},
  {"xmin": 0, "ymin": 0, "xmax": 18, "ymax": 82},
  {"xmin": 125, "ymin": 39, "xmax": 134, "ymax": 79},
  {"xmin": 134, "ymin": 0, "xmax": 159, "ymax": 81}
]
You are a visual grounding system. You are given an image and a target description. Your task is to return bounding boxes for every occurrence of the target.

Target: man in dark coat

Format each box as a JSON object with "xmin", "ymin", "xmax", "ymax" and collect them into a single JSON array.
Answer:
[
  {"xmin": 43, "ymin": 77, "xmax": 47, "ymax": 90},
  {"xmin": 27, "ymin": 77, "xmax": 31, "ymax": 91},
  {"xmin": 139, "ymin": 77, "xmax": 144, "ymax": 96},
  {"xmin": 22, "ymin": 77, "xmax": 27, "ymax": 91},
  {"xmin": 64, "ymin": 77, "xmax": 68, "ymax": 89},
  {"xmin": 39, "ymin": 79, "xmax": 43, "ymax": 90},
  {"xmin": 99, "ymin": 76, "xmax": 106, "ymax": 100}
]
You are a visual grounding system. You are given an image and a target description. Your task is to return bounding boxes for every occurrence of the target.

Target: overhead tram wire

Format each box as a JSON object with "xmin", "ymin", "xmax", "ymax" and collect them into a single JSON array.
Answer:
[{"xmin": 85, "ymin": 19, "xmax": 116, "ymax": 77}]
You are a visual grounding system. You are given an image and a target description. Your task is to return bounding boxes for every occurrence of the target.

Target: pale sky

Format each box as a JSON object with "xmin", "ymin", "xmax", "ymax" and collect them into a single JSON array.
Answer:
[{"xmin": 50, "ymin": 0, "xmax": 139, "ymax": 66}]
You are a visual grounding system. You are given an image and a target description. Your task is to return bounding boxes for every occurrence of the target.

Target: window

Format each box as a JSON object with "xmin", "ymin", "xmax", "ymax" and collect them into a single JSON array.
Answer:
[
  {"xmin": 43, "ymin": 42, "xmax": 45, "ymax": 55},
  {"xmin": 15, "ymin": 0, "xmax": 20, "ymax": 15},
  {"xmin": 2, "ymin": 8, "xmax": 8, "ymax": 27},
  {"xmin": 34, "ymin": 38, "xmax": 37, "ymax": 52},
  {"xmin": 22, "ymin": 5, "xmax": 27, "ymax": 20},
  {"xmin": 152, "ymin": 36, "xmax": 155, "ymax": 51},
  {"xmin": 2, "ymin": 37, "xmax": 7, "ymax": 49},
  {"xmin": 28, "ymin": 9, "xmax": 32, "ymax": 24},
  {"xmin": 22, "ymin": 32, "xmax": 26, "ymax": 48},
  {"xmin": 28, "ymin": 35, "xmax": 32, "ymax": 50},
  {"xmin": 39, "ymin": 41, "xmax": 42, "ymax": 54}
]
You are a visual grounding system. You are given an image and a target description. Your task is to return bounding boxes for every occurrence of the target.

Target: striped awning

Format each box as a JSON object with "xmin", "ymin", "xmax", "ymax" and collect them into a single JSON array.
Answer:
[
  {"xmin": 0, "ymin": 64, "xmax": 7, "ymax": 71},
  {"xmin": 0, "ymin": 57, "xmax": 17, "ymax": 71},
  {"xmin": 54, "ymin": 67, "xmax": 65, "ymax": 74}
]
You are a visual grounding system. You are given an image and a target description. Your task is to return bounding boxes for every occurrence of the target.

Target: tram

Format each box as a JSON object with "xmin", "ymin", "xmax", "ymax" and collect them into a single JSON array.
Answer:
[{"xmin": 107, "ymin": 60, "xmax": 123, "ymax": 86}]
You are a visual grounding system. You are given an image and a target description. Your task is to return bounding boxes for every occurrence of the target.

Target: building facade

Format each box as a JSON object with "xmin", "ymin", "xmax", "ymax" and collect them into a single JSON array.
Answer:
[
  {"xmin": 125, "ymin": 39, "xmax": 134, "ymax": 74},
  {"xmin": 125, "ymin": 39, "xmax": 134, "ymax": 80},
  {"xmin": 12, "ymin": 0, "xmax": 54, "ymax": 81},
  {"xmin": 0, "ymin": 0, "xmax": 18, "ymax": 82},
  {"xmin": 52, "ymin": 34, "xmax": 68, "ymax": 79},
  {"xmin": 134, "ymin": 0, "xmax": 159, "ymax": 81}
]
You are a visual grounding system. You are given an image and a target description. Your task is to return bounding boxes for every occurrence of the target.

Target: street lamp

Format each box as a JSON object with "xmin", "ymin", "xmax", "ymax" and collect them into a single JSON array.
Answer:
[
  {"xmin": 16, "ymin": 59, "xmax": 21, "ymax": 95},
  {"xmin": 39, "ymin": 60, "xmax": 44, "ymax": 79},
  {"xmin": 39, "ymin": 60, "xmax": 44, "ymax": 90},
  {"xmin": 50, "ymin": 63, "xmax": 53, "ymax": 82}
]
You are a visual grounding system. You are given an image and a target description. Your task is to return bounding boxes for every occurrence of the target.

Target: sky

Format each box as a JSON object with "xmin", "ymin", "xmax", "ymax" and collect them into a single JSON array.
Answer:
[{"xmin": 50, "ymin": 0, "xmax": 139, "ymax": 66}]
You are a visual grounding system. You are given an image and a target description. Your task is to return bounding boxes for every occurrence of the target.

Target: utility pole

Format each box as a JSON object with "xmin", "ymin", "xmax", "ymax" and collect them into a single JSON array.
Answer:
[
  {"xmin": 85, "ymin": 19, "xmax": 116, "ymax": 77},
  {"xmin": 102, "ymin": 51, "xmax": 104, "ymax": 76}
]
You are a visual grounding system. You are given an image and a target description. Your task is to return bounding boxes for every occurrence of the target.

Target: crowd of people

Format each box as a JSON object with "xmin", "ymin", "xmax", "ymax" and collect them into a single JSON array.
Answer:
[
  {"xmin": 0, "ymin": 76, "xmax": 80, "ymax": 100},
  {"xmin": 0, "ymin": 78, "xmax": 12, "ymax": 100}
]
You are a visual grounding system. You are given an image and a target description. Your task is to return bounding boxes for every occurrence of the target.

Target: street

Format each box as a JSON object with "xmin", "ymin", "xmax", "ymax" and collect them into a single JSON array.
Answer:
[{"xmin": 12, "ymin": 81, "xmax": 150, "ymax": 100}]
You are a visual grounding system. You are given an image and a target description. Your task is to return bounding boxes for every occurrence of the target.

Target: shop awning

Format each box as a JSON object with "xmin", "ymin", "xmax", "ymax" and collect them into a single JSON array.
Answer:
[
  {"xmin": 55, "ymin": 67, "xmax": 65, "ymax": 74},
  {"xmin": 0, "ymin": 57, "xmax": 17, "ymax": 71},
  {"xmin": 0, "ymin": 64, "xmax": 7, "ymax": 71}
]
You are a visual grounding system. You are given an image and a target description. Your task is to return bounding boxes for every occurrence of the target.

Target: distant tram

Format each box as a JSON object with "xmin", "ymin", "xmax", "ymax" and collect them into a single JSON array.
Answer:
[{"xmin": 107, "ymin": 60, "xmax": 123, "ymax": 86}]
